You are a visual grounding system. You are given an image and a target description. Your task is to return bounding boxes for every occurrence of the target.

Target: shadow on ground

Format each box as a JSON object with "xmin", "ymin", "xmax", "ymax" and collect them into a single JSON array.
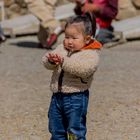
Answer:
[{"xmin": 10, "ymin": 41, "xmax": 43, "ymax": 49}]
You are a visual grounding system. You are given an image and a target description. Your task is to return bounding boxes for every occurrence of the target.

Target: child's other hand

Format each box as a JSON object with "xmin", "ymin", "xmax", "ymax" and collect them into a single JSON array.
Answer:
[{"xmin": 47, "ymin": 53, "xmax": 64, "ymax": 65}]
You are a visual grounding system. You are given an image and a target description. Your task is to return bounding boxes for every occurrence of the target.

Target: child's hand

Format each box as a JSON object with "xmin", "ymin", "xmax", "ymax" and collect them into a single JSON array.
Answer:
[{"xmin": 47, "ymin": 53, "xmax": 64, "ymax": 65}]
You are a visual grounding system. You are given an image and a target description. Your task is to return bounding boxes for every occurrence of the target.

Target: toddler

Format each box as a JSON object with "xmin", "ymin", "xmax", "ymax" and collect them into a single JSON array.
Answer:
[{"xmin": 42, "ymin": 12, "xmax": 102, "ymax": 140}]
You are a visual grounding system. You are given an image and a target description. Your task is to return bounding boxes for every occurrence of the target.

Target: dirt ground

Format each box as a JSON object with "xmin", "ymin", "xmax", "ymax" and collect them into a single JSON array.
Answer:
[{"xmin": 0, "ymin": 35, "xmax": 140, "ymax": 140}]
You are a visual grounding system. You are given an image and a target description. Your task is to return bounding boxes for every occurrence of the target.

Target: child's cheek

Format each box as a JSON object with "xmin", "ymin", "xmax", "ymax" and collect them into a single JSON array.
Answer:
[
  {"xmin": 63, "ymin": 40, "xmax": 66, "ymax": 46},
  {"xmin": 63, "ymin": 40, "xmax": 67, "ymax": 48}
]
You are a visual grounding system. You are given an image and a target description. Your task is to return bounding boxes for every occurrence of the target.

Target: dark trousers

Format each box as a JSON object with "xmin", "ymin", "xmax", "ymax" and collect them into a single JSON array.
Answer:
[
  {"xmin": 48, "ymin": 90, "xmax": 89, "ymax": 140},
  {"xmin": 96, "ymin": 26, "xmax": 115, "ymax": 44}
]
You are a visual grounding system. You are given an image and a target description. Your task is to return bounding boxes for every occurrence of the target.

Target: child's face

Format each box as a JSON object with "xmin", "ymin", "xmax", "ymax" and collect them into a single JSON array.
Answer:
[{"xmin": 63, "ymin": 24, "xmax": 86, "ymax": 52}]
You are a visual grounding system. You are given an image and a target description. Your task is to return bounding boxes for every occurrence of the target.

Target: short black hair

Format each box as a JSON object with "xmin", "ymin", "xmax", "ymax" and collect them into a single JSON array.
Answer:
[{"xmin": 65, "ymin": 12, "xmax": 96, "ymax": 37}]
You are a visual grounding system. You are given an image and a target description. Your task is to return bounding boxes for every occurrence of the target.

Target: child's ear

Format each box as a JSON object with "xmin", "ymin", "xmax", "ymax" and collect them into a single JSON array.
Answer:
[{"xmin": 85, "ymin": 35, "xmax": 92, "ymax": 44}]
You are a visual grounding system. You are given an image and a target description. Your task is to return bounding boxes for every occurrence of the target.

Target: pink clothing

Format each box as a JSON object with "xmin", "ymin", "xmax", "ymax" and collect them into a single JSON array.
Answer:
[{"xmin": 86, "ymin": 0, "xmax": 118, "ymax": 28}]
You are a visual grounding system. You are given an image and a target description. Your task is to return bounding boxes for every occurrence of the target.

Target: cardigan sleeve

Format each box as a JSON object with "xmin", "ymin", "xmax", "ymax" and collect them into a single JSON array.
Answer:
[{"xmin": 42, "ymin": 54, "xmax": 58, "ymax": 70}]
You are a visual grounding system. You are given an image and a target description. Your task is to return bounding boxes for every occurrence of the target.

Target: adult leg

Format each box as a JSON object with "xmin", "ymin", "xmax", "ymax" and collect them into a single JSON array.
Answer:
[{"xmin": 96, "ymin": 28, "xmax": 114, "ymax": 44}]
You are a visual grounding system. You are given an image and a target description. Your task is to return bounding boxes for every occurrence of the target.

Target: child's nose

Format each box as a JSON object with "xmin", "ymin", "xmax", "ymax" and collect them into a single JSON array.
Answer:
[{"xmin": 68, "ymin": 38, "xmax": 73, "ymax": 44}]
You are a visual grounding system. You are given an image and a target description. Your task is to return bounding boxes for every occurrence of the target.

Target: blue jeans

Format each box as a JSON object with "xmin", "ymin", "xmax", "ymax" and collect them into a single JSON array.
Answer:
[
  {"xmin": 48, "ymin": 90, "xmax": 89, "ymax": 140},
  {"xmin": 96, "ymin": 24, "xmax": 114, "ymax": 44}
]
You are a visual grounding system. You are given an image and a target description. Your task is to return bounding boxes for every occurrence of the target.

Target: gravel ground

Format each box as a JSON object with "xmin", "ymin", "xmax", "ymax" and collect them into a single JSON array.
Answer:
[{"xmin": 0, "ymin": 36, "xmax": 140, "ymax": 140}]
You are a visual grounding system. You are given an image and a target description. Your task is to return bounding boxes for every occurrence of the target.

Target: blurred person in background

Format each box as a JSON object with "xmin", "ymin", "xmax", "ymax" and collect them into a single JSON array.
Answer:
[
  {"xmin": 72, "ymin": 0, "xmax": 118, "ymax": 44},
  {"xmin": 45, "ymin": 0, "xmax": 118, "ymax": 49},
  {"xmin": 0, "ymin": 25, "xmax": 6, "ymax": 43}
]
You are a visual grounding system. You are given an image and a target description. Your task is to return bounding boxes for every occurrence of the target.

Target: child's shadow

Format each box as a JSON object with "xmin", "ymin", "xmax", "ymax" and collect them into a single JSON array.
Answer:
[{"xmin": 10, "ymin": 41, "xmax": 43, "ymax": 49}]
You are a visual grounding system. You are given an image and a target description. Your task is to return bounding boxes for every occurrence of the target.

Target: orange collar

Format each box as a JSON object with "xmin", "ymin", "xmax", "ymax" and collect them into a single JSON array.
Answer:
[
  {"xmin": 81, "ymin": 40, "xmax": 102, "ymax": 50},
  {"xmin": 66, "ymin": 40, "xmax": 102, "ymax": 57}
]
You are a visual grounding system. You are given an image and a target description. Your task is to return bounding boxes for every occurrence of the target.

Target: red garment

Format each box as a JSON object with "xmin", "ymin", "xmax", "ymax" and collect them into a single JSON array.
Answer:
[{"xmin": 86, "ymin": 0, "xmax": 118, "ymax": 28}]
